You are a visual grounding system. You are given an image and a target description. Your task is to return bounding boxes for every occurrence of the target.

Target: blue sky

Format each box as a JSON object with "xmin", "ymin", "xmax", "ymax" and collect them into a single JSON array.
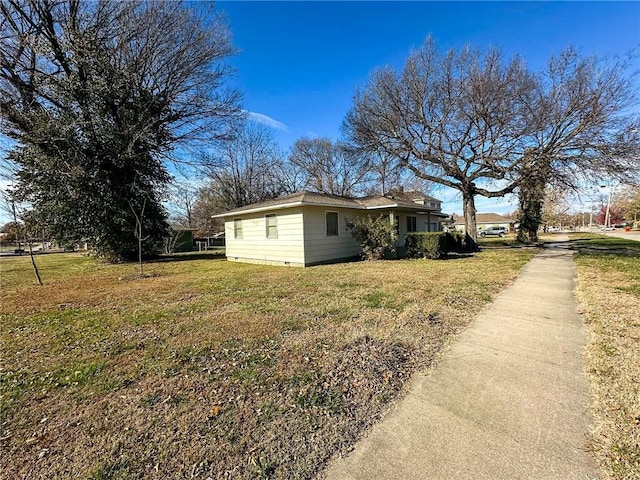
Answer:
[{"xmin": 217, "ymin": 1, "xmax": 640, "ymax": 215}]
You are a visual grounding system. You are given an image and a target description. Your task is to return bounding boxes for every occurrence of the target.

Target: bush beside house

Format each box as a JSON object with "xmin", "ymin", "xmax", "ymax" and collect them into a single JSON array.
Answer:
[
  {"xmin": 346, "ymin": 215, "xmax": 398, "ymax": 260},
  {"xmin": 405, "ymin": 232, "xmax": 464, "ymax": 259}
]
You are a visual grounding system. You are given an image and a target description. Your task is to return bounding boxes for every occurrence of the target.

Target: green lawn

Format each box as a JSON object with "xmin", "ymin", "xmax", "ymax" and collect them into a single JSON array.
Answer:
[
  {"xmin": 0, "ymin": 249, "xmax": 535, "ymax": 479},
  {"xmin": 571, "ymin": 234, "xmax": 640, "ymax": 480}
]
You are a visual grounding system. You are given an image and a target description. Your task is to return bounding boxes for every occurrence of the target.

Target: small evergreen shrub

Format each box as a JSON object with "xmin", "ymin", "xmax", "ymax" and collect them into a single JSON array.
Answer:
[
  {"xmin": 404, "ymin": 232, "xmax": 450, "ymax": 259},
  {"xmin": 346, "ymin": 215, "xmax": 398, "ymax": 260}
]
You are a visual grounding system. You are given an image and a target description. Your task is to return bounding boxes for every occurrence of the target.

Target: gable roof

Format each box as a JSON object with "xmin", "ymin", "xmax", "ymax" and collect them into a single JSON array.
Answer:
[
  {"xmin": 213, "ymin": 191, "xmax": 447, "ymax": 218},
  {"xmin": 453, "ymin": 213, "xmax": 513, "ymax": 225}
]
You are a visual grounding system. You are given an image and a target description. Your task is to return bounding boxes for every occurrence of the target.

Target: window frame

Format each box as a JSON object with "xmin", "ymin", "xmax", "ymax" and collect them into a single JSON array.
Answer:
[
  {"xmin": 265, "ymin": 213, "xmax": 278, "ymax": 239},
  {"xmin": 233, "ymin": 218, "xmax": 243, "ymax": 239},
  {"xmin": 407, "ymin": 215, "xmax": 417, "ymax": 233},
  {"xmin": 326, "ymin": 211, "xmax": 339, "ymax": 237}
]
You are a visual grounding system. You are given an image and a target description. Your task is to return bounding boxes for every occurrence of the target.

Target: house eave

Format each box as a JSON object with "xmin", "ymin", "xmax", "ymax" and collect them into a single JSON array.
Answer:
[
  {"xmin": 213, "ymin": 197, "xmax": 448, "ymax": 218},
  {"xmin": 212, "ymin": 201, "xmax": 306, "ymax": 218}
]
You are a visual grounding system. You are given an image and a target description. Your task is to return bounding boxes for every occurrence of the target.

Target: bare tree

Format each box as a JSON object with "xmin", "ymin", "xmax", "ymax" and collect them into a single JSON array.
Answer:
[
  {"xmin": 1, "ymin": 189, "xmax": 43, "ymax": 285},
  {"xmin": 167, "ymin": 181, "xmax": 199, "ymax": 228},
  {"xmin": 289, "ymin": 137, "xmax": 372, "ymax": 196},
  {"xmin": 515, "ymin": 49, "xmax": 640, "ymax": 241},
  {"xmin": 190, "ymin": 184, "xmax": 224, "ymax": 237},
  {"xmin": 343, "ymin": 38, "xmax": 639, "ymax": 247},
  {"xmin": 128, "ymin": 195, "xmax": 150, "ymax": 276},
  {"xmin": 367, "ymin": 149, "xmax": 403, "ymax": 196},
  {"xmin": 617, "ymin": 185, "xmax": 640, "ymax": 228},
  {"xmin": 540, "ymin": 187, "xmax": 572, "ymax": 231},
  {"xmin": 343, "ymin": 39, "xmax": 534, "ymax": 247},
  {"xmin": 201, "ymin": 121, "xmax": 284, "ymax": 211},
  {"xmin": 271, "ymin": 159, "xmax": 308, "ymax": 195}
]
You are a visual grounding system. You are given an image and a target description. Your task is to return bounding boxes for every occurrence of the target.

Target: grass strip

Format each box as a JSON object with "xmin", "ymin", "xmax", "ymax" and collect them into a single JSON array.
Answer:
[{"xmin": 571, "ymin": 234, "xmax": 640, "ymax": 480}]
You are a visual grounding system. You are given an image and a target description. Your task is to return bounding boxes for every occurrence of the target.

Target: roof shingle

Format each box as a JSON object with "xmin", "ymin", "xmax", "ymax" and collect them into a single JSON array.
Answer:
[{"xmin": 214, "ymin": 191, "xmax": 445, "ymax": 217}]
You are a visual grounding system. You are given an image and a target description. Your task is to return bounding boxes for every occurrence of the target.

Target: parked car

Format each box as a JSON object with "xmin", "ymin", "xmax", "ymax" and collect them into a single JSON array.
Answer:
[{"xmin": 479, "ymin": 226, "xmax": 507, "ymax": 238}]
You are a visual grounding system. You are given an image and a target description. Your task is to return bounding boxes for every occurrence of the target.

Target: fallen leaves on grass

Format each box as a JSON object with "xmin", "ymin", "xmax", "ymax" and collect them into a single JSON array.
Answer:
[
  {"xmin": 0, "ymin": 250, "xmax": 535, "ymax": 479},
  {"xmin": 574, "ymin": 253, "xmax": 640, "ymax": 480}
]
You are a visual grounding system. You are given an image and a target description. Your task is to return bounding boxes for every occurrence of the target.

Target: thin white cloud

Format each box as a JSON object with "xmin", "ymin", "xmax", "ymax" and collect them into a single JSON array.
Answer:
[{"xmin": 246, "ymin": 111, "xmax": 288, "ymax": 132}]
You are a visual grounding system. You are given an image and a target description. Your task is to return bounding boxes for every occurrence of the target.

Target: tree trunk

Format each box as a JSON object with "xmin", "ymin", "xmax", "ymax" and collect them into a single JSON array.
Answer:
[
  {"xmin": 27, "ymin": 242, "xmax": 43, "ymax": 285},
  {"xmin": 517, "ymin": 175, "xmax": 546, "ymax": 243},
  {"xmin": 462, "ymin": 190, "xmax": 478, "ymax": 251},
  {"xmin": 138, "ymin": 224, "xmax": 144, "ymax": 276}
]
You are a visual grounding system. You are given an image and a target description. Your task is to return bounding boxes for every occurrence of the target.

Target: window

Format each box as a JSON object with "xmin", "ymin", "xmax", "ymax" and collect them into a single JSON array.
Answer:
[
  {"xmin": 326, "ymin": 212, "xmax": 339, "ymax": 236},
  {"xmin": 265, "ymin": 214, "xmax": 277, "ymax": 238},
  {"xmin": 233, "ymin": 218, "xmax": 243, "ymax": 239},
  {"xmin": 407, "ymin": 215, "xmax": 417, "ymax": 232},
  {"xmin": 394, "ymin": 215, "xmax": 400, "ymax": 235}
]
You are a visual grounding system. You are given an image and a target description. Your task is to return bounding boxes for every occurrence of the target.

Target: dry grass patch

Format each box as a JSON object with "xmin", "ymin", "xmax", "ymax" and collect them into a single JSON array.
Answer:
[
  {"xmin": 1, "ymin": 249, "xmax": 535, "ymax": 479},
  {"xmin": 572, "ymin": 235, "xmax": 640, "ymax": 480}
]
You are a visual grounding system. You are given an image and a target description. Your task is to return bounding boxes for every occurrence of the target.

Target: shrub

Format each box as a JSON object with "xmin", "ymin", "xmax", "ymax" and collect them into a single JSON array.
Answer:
[
  {"xmin": 405, "ymin": 232, "xmax": 450, "ymax": 259},
  {"xmin": 346, "ymin": 215, "xmax": 398, "ymax": 260},
  {"xmin": 444, "ymin": 231, "xmax": 464, "ymax": 252}
]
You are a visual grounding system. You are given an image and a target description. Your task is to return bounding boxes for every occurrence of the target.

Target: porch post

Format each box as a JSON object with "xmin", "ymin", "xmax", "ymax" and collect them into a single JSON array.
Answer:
[{"xmin": 390, "ymin": 211, "xmax": 399, "ymax": 246}]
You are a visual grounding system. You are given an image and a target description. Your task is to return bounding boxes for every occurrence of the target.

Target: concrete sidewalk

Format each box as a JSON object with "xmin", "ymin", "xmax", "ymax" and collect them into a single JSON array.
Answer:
[{"xmin": 325, "ymin": 243, "xmax": 599, "ymax": 479}]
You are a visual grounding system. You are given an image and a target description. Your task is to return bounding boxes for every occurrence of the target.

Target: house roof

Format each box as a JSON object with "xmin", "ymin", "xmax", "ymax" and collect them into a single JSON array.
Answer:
[
  {"xmin": 453, "ymin": 213, "xmax": 513, "ymax": 225},
  {"xmin": 213, "ymin": 191, "xmax": 448, "ymax": 218},
  {"xmin": 385, "ymin": 189, "xmax": 441, "ymax": 204}
]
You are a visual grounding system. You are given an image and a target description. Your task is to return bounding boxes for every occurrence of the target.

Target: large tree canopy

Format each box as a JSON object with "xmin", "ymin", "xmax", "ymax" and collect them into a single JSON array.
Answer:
[
  {"xmin": 343, "ymin": 38, "xmax": 639, "ymax": 246},
  {"xmin": 0, "ymin": 0, "xmax": 241, "ymax": 260}
]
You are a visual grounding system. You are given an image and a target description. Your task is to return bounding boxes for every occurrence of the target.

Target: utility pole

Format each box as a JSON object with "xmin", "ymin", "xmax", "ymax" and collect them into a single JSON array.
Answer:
[
  {"xmin": 605, "ymin": 194, "xmax": 611, "ymax": 229},
  {"xmin": 602, "ymin": 185, "xmax": 613, "ymax": 230}
]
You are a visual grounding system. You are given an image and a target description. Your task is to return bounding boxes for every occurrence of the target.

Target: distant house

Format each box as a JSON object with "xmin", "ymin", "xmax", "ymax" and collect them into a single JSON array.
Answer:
[
  {"xmin": 194, "ymin": 232, "xmax": 225, "ymax": 250},
  {"xmin": 213, "ymin": 190, "xmax": 449, "ymax": 267},
  {"xmin": 454, "ymin": 213, "xmax": 513, "ymax": 234}
]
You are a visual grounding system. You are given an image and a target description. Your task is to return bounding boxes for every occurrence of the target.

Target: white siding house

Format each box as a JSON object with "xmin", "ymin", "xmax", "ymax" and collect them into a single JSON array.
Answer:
[{"xmin": 214, "ymin": 191, "xmax": 448, "ymax": 267}]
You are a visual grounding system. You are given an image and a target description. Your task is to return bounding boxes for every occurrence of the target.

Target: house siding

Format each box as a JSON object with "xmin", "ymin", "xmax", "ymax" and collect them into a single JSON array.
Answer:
[
  {"xmin": 303, "ymin": 208, "xmax": 438, "ymax": 265},
  {"xmin": 302, "ymin": 207, "xmax": 363, "ymax": 265},
  {"xmin": 224, "ymin": 208, "xmax": 305, "ymax": 266}
]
